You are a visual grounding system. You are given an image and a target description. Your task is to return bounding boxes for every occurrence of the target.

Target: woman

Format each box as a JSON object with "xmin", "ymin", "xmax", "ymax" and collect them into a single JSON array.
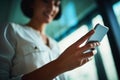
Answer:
[{"xmin": 0, "ymin": 0, "xmax": 100, "ymax": 80}]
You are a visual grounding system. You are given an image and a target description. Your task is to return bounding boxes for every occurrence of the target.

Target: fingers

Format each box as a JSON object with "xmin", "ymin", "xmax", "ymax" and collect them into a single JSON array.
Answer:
[
  {"xmin": 77, "ymin": 49, "xmax": 97, "ymax": 60},
  {"xmin": 82, "ymin": 49, "xmax": 97, "ymax": 58},
  {"xmin": 79, "ymin": 58, "xmax": 90, "ymax": 66},
  {"xmin": 79, "ymin": 41, "xmax": 100, "ymax": 53},
  {"xmin": 74, "ymin": 30, "xmax": 95, "ymax": 46},
  {"xmin": 78, "ymin": 49, "xmax": 97, "ymax": 66}
]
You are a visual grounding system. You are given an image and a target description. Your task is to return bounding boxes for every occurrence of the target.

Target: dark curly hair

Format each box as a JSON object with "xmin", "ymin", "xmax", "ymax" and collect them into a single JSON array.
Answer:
[{"xmin": 21, "ymin": 0, "xmax": 62, "ymax": 20}]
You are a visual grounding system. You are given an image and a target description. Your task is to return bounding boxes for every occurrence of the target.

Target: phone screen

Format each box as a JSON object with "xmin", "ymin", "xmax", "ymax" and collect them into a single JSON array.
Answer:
[{"xmin": 87, "ymin": 24, "xmax": 109, "ymax": 42}]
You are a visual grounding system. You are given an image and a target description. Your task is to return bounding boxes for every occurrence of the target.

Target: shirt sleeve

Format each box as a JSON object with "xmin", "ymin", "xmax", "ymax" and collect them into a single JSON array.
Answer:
[{"xmin": 0, "ymin": 23, "xmax": 22, "ymax": 80}]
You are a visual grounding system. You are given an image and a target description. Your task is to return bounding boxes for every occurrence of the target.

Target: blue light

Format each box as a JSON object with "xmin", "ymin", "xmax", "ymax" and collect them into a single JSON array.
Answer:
[{"xmin": 60, "ymin": 2, "xmax": 78, "ymax": 27}]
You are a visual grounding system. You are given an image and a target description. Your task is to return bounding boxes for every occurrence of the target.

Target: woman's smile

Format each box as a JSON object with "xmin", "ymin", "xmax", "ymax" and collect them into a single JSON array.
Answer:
[{"xmin": 44, "ymin": 12, "xmax": 52, "ymax": 19}]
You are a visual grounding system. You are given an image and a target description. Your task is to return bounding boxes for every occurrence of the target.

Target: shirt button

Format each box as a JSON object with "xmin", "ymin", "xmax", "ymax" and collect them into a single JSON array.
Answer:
[{"xmin": 34, "ymin": 46, "xmax": 38, "ymax": 49}]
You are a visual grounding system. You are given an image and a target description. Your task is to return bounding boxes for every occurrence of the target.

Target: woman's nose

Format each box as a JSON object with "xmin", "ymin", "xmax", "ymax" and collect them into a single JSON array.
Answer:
[{"xmin": 47, "ymin": 1, "xmax": 55, "ymax": 11}]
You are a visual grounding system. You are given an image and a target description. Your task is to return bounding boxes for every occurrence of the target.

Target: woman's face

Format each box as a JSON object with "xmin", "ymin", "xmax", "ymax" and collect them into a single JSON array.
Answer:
[{"xmin": 32, "ymin": 0, "xmax": 61, "ymax": 24}]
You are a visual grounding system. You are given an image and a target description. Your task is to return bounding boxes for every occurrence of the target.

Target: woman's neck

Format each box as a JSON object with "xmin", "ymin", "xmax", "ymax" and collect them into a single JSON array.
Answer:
[
  {"xmin": 27, "ymin": 19, "xmax": 47, "ymax": 34},
  {"xmin": 27, "ymin": 20, "xmax": 50, "ymax": 47}
]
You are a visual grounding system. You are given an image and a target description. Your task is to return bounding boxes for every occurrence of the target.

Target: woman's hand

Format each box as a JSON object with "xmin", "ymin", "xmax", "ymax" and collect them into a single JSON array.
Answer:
[{"xmin": 55, "ymin": 30, "xmax": 100, "ymax": 73}]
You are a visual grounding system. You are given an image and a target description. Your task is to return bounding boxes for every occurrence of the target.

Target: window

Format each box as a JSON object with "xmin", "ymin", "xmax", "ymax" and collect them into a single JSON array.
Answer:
[
  {"xmin": 58, "ymin": 14, "xmax": 118, "ymax": 80},
  {"xmin": 92, "ymin": 15, "xmax": 118, "ymax": 80},
  {"xmin": 113, "ymin": 1, "xmax": 120, "ymax": 28}
]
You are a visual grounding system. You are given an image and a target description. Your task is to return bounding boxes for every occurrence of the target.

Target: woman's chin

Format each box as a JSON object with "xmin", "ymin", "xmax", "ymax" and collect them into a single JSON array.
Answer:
[{"xmin": 44, "ymin": 19, "xmax": 52, "ymax": 24}]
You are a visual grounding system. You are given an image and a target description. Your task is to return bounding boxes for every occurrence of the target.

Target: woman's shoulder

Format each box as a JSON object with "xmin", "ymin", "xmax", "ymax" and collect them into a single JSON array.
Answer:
[
  {"xmin": 0, "ymin": 22, "xmax": 23, "ymax": 30},
  {"xmin": 0, "ymin": 22, "xmax": 27, "ymax": 37},
  {"xmin": 8, "ymin": 22, "xmax": 25, "ymax": 30},
  {"xmin": 0, "ymin": 22, "xmax": 14, "ymax": 33}
]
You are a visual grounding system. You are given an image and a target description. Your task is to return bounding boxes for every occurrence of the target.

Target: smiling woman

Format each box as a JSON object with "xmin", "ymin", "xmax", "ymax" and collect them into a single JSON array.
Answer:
[{"xmin": 0, "ymin": 0, "xmax": 100, "ymax": 80}]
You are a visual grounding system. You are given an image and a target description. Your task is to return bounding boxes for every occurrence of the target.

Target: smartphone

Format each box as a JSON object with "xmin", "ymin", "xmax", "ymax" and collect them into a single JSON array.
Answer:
[{"xmin": 87, "ymin": 24, "xmax": 109, "ymax": 43}]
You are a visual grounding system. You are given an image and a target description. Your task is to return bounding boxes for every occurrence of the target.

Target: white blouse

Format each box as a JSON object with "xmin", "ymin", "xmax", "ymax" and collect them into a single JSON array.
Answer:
[{"xmin": 0, "ymin": 23, "xmax": 65, "ymax": 80}]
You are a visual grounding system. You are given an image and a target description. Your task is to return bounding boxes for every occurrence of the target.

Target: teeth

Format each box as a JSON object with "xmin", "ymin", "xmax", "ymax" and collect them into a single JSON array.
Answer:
[
  {"xmin": 46, "ymin": 13, "xmax": 51, "ymax": 17},
  {"xmin": 44, "ymin": 11, "xmax": 54, "ymax": 19},
  {"xmin": 46, "ymin": 11, "xmax": 53, "ymax": 16}
]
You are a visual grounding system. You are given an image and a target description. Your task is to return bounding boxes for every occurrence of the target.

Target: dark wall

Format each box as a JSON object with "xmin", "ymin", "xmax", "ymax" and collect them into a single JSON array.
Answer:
[
  {"xmin": 0, "ymin": 0, "xmax": 29, "ymax": 24},
  {"xmin": 0, "ymin": 0, "xmax": 12, "ymax": 23}
]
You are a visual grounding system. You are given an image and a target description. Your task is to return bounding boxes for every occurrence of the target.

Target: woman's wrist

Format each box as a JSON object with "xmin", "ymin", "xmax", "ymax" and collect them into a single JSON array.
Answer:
[
  {"xmin": 53, "ymin": 59, "xmax": 65, "ymax": 75},
  {"xmin": 21, "ymin": 59, "xmax": 64, "ymax": 80}
]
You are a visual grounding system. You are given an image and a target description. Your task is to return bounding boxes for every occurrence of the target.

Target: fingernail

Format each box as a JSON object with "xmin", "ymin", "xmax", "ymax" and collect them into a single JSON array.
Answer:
[
  {"xmin": 88, "ymin": 57, "xmax": 93, "ymax": 60},
  {"xmin": 93, "ymin": 49, "xmax": 97, "ymax": 55},
  {"xmin": 95, "ymin": 42, "xmax": 100, "ymax": 46},
  {"xmin": 98, "ymin": 42, "xmax": 100, "ymax": 45}
]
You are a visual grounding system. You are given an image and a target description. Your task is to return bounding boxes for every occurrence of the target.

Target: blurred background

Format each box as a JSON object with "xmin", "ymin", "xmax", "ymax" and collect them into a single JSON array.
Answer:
[{"xmin": 0, "ymin": 0, "xmax": 120, "ymax": 80}]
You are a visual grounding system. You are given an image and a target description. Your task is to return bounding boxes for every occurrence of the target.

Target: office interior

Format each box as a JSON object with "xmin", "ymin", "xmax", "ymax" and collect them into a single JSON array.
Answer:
[{"xmin": 0, "ymin": 0, "xmax": 120, "ymax": 80}]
